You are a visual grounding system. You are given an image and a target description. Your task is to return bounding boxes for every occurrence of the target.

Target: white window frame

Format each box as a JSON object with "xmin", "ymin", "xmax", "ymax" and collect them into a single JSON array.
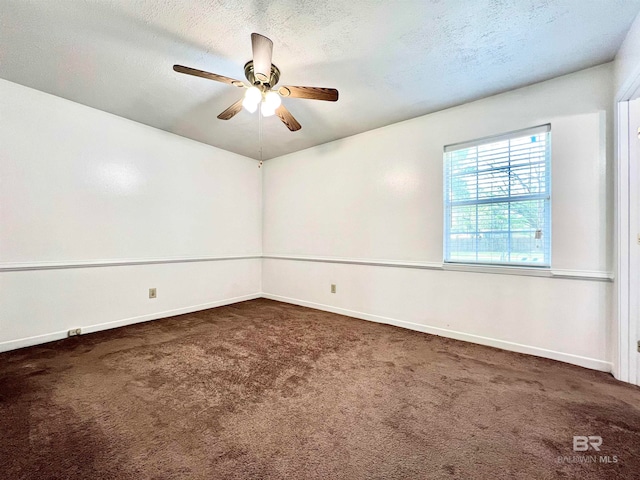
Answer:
[{"xmin": 443, "ymin": 124, "xmax": 552, "ymax": 268}]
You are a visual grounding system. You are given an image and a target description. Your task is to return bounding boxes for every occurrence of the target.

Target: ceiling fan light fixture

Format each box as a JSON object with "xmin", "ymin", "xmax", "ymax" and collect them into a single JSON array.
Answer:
[
  {"xmin": 261, "ymin": 103, "xmax": 276, "ymax": 117},
  {"xmin": 173, "ymin": 33, "xmax": 338, "ymax": 131},
  {"xmin": 242, "ymin": 96, "xmax": 258, "ymax": 113},
  {"xmin": 264, "ymin": 91, "xmax": 281, "ymax": 110},
  {"xmin": 244, "ymin": 86, "xmax": 262, "ymax": 106}
]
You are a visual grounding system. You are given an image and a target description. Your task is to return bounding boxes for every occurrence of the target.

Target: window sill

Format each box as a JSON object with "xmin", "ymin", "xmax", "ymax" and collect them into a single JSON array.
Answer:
[
  {"xmin": 263, "ymin": 255, "xmax": 613, "ymax": 282},
  {"xmin": 443, "ymin": 262, "xmax": 612, "ymax": 281}
]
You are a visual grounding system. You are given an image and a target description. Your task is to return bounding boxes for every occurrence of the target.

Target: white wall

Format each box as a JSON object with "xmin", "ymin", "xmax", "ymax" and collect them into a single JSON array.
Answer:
[
  {"xmin": 263, "ymin": 64, "xmax": 614, "ymax": 372},
  {"xmin": 0, "ymin": 79, "xmax": 262, "ymax": 351},
  {"xmin": 615, "ymin": 12, "xmax": 640, "ymax": 99}
]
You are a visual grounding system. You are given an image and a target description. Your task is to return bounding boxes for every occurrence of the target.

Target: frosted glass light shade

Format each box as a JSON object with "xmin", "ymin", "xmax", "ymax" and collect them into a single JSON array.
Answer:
[
  {"xmin": 264, "ymin": 91, "xmax": 281, "ymax": 110},
  {"xmin": 261, "ymin": 103, "xmax": 276, "ymax": 117},
  {"xmin": 244, "ymin": 86, "xmax": 262, "ymax": 105},
  {"xmin": 242, "ymin": 97, "xmax": 258, "ymax": 113}
]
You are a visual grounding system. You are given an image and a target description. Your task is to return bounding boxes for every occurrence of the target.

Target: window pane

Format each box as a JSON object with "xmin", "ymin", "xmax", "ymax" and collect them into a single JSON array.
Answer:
[{"xmin": 444, "ymin": 127, "xmax": 551, "ymax": 267}]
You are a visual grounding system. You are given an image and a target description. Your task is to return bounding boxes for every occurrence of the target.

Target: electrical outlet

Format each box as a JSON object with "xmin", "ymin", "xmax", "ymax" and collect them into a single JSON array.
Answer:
[
  {"xmin": 149, "ymin": 288, "xmax": 157, "ymax": 299},
  {"xmin": 68, "ymin": 328, "xmax": 81, "ymax": 337},
  {"xmin": 331, "ymin": 284, "xmax": 336, "ymax": 294}
]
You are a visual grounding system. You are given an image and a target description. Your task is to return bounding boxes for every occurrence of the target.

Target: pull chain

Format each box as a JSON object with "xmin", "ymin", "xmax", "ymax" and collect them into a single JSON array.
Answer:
[{"xmin": 258, "ymin": 102, "xmax": 263, "ymax": 168}]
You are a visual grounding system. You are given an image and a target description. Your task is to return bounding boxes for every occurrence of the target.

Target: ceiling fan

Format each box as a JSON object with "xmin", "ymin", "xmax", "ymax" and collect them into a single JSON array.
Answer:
[{"xmin": 173, "ymin": 33, "xmax": 339, "ymax": 132}]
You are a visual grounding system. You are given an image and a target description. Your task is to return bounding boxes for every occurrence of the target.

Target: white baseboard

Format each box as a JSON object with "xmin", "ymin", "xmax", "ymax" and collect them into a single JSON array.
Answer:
[
  {"xmin": 0, "ymin": 293, "xmax": 261, "ymax": 354},
  {"xmin": 262, "ymin": 293, "xmax": 613, "ymax": 373},
  {"xmin": 1, "ymin": 291, "xmax": 613, "ymax": 374}
]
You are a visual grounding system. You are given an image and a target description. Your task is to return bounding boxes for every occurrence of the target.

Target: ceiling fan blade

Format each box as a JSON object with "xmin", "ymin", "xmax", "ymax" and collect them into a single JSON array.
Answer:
[
  {"xmin": 217, "ymin": 98, "xmax": 244, "ymax": 120},
  {"xmin": 251, "ymin": 33, "xmax": 273, "ymax": 83},
  {"xmin": 275, "ymin": 105, "xmax": 302, "ymax": 131},
  {"xmin": 173, "ymin": 65, "xmax": 246, "ymax": 87},
  {"xmin": 278, "ymin": 86, "xmax": 338, "ymax": 102}
]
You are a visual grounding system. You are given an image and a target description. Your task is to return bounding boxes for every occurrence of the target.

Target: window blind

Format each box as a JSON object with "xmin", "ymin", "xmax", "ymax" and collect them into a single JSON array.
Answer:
[{"xmin": 443, "ymin": 124, "xmax": 551, "ymax": 267}]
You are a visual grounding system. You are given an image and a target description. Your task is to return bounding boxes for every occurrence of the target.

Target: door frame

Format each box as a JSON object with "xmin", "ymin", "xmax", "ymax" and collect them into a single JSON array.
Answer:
[{"xmin": 615, "ymin": 70, "xmax": 640, "ymax": 385}]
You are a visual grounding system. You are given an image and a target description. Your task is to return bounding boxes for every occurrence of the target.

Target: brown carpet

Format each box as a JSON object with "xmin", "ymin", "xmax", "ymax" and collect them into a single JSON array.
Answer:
[{"xmin": 1, "ymin": 299, "xmax": 639, "ymax": 479}]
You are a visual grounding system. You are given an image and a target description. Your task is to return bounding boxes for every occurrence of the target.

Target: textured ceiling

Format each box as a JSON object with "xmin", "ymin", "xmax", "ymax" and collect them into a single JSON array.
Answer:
[{"xmin": 2, "ymin": 1, "xmax": 640, "ymax": 160}]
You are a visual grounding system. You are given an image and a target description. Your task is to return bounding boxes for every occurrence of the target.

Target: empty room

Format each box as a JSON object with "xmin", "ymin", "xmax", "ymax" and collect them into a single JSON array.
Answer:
[{"xmin": 2, "ymin": 1, "xmax": 640, "ymax": 478}]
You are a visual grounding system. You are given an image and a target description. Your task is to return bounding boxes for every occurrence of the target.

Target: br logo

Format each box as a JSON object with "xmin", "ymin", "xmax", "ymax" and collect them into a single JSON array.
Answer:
[{"xmin": 573, "ymin": 436, "xmax": 602, "ymax": 452}]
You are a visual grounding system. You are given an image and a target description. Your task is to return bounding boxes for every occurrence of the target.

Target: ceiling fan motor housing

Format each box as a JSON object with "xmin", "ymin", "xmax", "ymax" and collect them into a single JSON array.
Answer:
[{"xmin": 244, "ymin": 61, "xmax": 280, "ymax": 88}]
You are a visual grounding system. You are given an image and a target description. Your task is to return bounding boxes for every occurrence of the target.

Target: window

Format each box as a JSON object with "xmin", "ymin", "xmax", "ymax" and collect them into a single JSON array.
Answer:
[{"xmin": 443, "ymin": 125, "xmax": 551, "ymax": 267}]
